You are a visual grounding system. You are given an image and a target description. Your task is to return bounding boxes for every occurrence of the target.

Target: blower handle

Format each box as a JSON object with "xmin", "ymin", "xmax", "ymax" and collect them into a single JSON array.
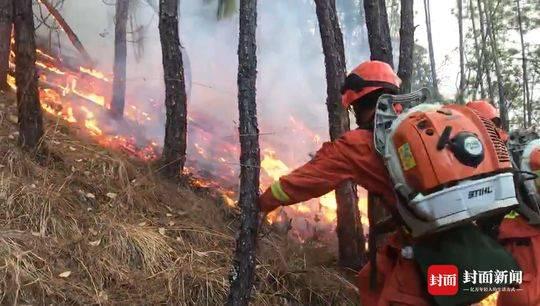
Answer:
[{"xmin": 437, "ymin": 126, "xmax": 453, "ymax": 150}]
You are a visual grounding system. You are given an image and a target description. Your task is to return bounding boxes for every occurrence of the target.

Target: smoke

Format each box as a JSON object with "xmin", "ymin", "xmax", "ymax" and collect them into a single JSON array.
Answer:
[{"xmin": 36, "ymin": 0, "xmax": 370, "ymax": 180}]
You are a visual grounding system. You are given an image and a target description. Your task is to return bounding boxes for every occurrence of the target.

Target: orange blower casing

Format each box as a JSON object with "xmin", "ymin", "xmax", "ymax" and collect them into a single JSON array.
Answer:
[{"xmin": 391, "ymin": 104, "xmax": 512, "ymax": 194}]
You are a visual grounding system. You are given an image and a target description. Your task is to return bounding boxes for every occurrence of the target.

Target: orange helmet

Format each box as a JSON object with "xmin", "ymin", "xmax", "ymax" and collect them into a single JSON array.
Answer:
[
  {"xmin": 341, "ymin": 60, "xmax": 401, "ymax": 108},
  {"xmin": 466, "ymin": 100, "xmax": 500, "ymax": 121}
]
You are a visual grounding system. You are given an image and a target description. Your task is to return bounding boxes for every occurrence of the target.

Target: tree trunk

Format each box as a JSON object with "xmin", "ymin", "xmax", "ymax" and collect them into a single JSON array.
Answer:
[
  {"xmin": 477, "ymin": 0, "xmax": 494, "ymax": 103},
  {"xmin": 315, "ymin": 0, "xmax": 366, "ymax": 271},
  {"xmin": 364, "ymin": 0, "xmax": 394, "ymax": 67},
  {"xmin": 378, "ymin": 0, "xmax": 393, "ymax": 66},
  {"xmin": 111, "ymin": 0, "xmax": 129, "ymax": 119},
  {"xmin": 423, "ymin": 0, "xmax": 439, "ymax": 97},
  {"xmin": 457, "ymin": 0, "xmax": 465, "ymax": 103},
  {"xmin": 515, "ymin": 0, "xmax": 530, "ymax": 127},
  {"xmin": 14, "ymin": 0, "xmax": 44, "ymax": 151},
  {"xmin": 528, "ymin": 74, "xmax": 535, "ymax": 121},
  {"xmin": 158, "ymin": 0, "xmax": 187, "ymax": 179},
  {"xmin": 482, "ymin": 0, "xmax": 508, "ymax": 130},
  {"xmin": 227, "ymin": 0, "xmax": 260, "ymax": 304},
  {"xmin": 38, "ymin": 0, "xmax": 94, "ymax": 67},
  {"xmin": 398, "ymin": 0, "xmax": 414, "ymax": 94},
  {"xmin": 0, "ymin": 0, "xmax": 11, "ymax": 90},
  {"xmin": 469, "ymin": 0, "xmax": 484, "ymax": 99}
]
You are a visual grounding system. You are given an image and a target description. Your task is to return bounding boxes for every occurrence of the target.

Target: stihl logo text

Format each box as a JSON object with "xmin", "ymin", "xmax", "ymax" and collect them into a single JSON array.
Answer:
[{"xmin": 468, "ymin": 187, "xmax": 493, "ymax": 199}]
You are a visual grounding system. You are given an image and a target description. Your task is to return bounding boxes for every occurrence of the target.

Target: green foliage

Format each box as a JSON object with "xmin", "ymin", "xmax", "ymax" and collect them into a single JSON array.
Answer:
[
  {"xmin": 463, "ymin": 0, "xmax": 540, "ymax": 128},
  {"xmin": 412, "ymin": 45, "xmax": 431, "ymax": 90}
]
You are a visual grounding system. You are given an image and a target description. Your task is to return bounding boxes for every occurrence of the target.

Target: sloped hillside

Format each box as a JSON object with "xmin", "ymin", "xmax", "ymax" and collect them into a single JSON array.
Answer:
[{"xmin": 0, "ymin": 92, "xmax": 358, "ymax": 305}]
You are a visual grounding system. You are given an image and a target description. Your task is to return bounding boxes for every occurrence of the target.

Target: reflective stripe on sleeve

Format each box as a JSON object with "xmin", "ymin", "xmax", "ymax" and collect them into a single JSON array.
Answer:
[{"xmin": 270, "ymin": 181, "xmax": 290, "ymax": 202}]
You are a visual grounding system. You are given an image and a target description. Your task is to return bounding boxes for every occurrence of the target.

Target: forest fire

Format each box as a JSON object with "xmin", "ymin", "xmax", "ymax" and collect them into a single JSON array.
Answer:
[
  {"xmin": 6, "ymin": 42, "xmax": 369, "ymax": 243},
  {"xmin": 259, "ymin": 148, "xmax": 369, "ymax": 242},
  {"xmin": 8, "ymin": 43, "xmax": 162, "ymax": 160},
  {"xmin": 8, "ymin": 47, "xmax": 498, "ymax": 302}
]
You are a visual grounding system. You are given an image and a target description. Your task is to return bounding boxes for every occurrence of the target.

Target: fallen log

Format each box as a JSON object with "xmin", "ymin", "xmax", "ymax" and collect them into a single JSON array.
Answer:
[{"xmin": 37, "ymin": 0, "xmax": 94, "ymax": 67}]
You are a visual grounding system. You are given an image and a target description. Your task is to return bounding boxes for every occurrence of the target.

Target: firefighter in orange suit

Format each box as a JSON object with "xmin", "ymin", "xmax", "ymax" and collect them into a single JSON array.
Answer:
[
  {"xmin": 259, "ymin": 61, "xmax": 432, "ymax": 305},
  {"xmin": 467, "ymin": 100, "xmax": 540, "ymax": 306}
]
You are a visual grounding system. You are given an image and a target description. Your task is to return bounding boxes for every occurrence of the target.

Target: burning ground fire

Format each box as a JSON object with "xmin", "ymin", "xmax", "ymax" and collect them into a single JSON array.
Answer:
[
  {"xmin": 6, "ymin": 40, "xmax": 499, "ymax": 305},
  {"xmin": 7, "ymin": 39, "xmax": 368, "ymax": 243}
]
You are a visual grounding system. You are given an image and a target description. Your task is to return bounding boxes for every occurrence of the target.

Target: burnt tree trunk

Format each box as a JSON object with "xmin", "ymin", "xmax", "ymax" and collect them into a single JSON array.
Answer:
[
  {"xmin": 111, "ymin": 0, "xmax": 129, "ymax": 118},
  {"xmin": 483, "ymin": 0, "xmax": 508, "ymax": 130},
  {"xmin": 423, "ymin": 0, "xmax": 439, "ymax": 97},
  {"xmin": 515, "ymin": 0, "xmax": 530, "ymax": 127},
  {"xmin": 477, "ymin": 0, "xmax": 494, "ymax": 103},
  {"xmin": 0, "ymin": 0, "xmax": 11, "ymax": 90},
  {"xmin": 457, "ymin": 0, "xmax": 465, "ymax": 103},
  {"xmin": 364, "ymin": 0, "xmax": 394, "ymax": 67},
  {"xmin": 315, "ymin": 0, "xmax": 365, "ymax": 270},
  {"xmin": 398, "ymin": 0, "xmax": 414, "ymax": 94},
  {"xmin": 469, "ymin": 0, "xmax": 484, "ymax": 99},
  {"xmin": 227, "ymin": 0, "xmax": 260, "ymax": 304},
  {"xmin": 158, "ymin": 0, "xmax": 187, "ymax": 179},
  {"xmin": 14, "ymin": 0, "xmax": 44, "ymax": 151}
]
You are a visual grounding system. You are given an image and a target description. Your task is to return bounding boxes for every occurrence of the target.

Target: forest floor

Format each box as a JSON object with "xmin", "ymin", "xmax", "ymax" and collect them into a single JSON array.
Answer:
[{"xmin": 0, "ymin": 92, "xmax": 359, "ymax": 305}]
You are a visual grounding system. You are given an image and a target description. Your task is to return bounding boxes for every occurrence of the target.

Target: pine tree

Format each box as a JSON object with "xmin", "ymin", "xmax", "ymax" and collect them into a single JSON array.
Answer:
[
  {"xmin": 364, "ymin": 0, "xmax": 394, "ymax": 66},
  {"xmin": 457, "ymin": 0, "xmax": 466, "ymax": 103},
  {"xmin": 483, "ymin": 0, "xmax": 508, "ymax": 130},
  {"xmin": 398, "ymin": 0, "xmax": 414, "ymax": 93},
  {"xmin": 227, "ymin": 0, "xmax": 260, "ymax": 304},
  {"xmin": 423, "ymin": 0, "xmax": 440, "ymax": 97},
  {"xmin": 14, "ymin": 0, "xmax": 44, "ymax": 151},
  {"xmin": 0, "ymin": 0, "xmax": 12, "ymax": 90},
  {"xmin": 158, "ymin": 0, "xmax": 188, "ymax": 179},
  {"xmin": 515, "ymin": 0, "xmax": 530, "ymax": 126},
  {"xmin": 315, "ymin": 0, "xmax": 366, "ymax": 270},
  {"xmin": 111, "ymin": 0, "xmax": 129, "ymax": 118}
]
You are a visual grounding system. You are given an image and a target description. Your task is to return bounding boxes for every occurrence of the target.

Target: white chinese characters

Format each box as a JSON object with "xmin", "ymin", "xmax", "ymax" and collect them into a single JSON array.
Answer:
[
  {"xmin": 430, "ymin": 273, "xmax": 458, "ymax": 287},
  {"xmin": 462, "ymin": 270, "xmax": 522, "ymax": 285}
]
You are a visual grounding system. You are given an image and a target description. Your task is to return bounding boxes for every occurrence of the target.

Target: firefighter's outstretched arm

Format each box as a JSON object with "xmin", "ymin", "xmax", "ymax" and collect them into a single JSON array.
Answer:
[{"xmin": 259, "ymin": 131, "xmax": 392, "ymax": 213}]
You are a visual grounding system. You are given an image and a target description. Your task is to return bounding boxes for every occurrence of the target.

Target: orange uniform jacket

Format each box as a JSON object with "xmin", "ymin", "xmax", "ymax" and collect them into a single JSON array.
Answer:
[
  {"xmin": 259, "ymin": 129, "xmax": 432, "ymax": 306},
  {"xmin": 497, "ymin": 144, "xmax": 540, "ymax": 306},
  {"xmin": 259, "ymin": 129, "xmax": 396, "ymax": 213}
]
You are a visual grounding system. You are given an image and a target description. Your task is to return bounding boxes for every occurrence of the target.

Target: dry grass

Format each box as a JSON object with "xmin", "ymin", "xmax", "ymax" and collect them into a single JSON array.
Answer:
[{"xmin": 0, "ymin": 92, "xmax": 358, "ymax": 305}]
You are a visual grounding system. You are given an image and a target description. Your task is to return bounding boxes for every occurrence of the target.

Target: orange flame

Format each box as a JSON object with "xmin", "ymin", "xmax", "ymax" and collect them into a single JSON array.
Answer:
[
  {"xmin": 12, "ymin": 38, "xmax": 371, "ymax": 245},
  {"xmin": 260, "ymin": 149, "xmax": 369, "ymax": 230},
  {"xmin": 261, "ymin": 150, "xmax": 289, "ymax": 181},
  {"xmin": 36, "ymin": 60, "xmax": 65, "ymax": 75},
  {"xmin": 7, "ymin": 75, "xmax": 15, "ymax": 90},
  {"xmin": 79, "ymin": 66, "xmax": 111, "ymax": 82},
  {"xmin": 478, "ymin": 293, "xmax": 498, "ymax": 306},
  {"xmin": 36, "ymin": 49, "xmax": 55, "ymax": 61},
  {"xmin": 80, "ymin": 106, "xmax": 103, "ymax": 135}
]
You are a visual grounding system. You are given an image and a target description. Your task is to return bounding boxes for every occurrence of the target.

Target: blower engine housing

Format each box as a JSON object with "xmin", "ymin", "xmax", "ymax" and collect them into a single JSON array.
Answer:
[
  {"xmin": 520, "ymin": 140, "xmax": 540, "ymax": 194},
  {"xmin": 509, "ymin": 134, "xmax": 540, "ymax": 224},
  {"xmin": 374, "ymin": 89, "xmax": 518, "ymax": 237}
]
